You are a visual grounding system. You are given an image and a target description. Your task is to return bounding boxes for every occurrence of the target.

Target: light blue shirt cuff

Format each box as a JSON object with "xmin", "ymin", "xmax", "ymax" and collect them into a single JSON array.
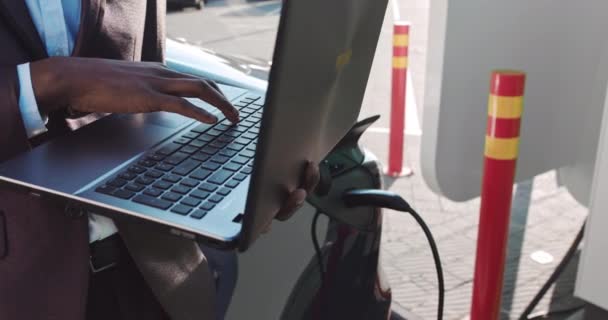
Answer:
[{"xmin": 17, "ymin": 63, "xmax": 48, "ymax": 138}]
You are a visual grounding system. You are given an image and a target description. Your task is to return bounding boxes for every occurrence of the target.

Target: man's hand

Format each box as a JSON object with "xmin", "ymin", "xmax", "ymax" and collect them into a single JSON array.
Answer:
[
  {"xmin": 30, "ymin": 57, "xmax": 239, "ymax": 123},
  {"xmin": 263, "ymin": 161, "xmax": 320, "ymax": 233}
]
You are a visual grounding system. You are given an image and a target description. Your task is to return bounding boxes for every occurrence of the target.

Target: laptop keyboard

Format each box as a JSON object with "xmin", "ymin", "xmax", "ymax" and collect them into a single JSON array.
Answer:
[{"xmin": 95, "ymin": 94, "xmax": 264, "ymax": 220}]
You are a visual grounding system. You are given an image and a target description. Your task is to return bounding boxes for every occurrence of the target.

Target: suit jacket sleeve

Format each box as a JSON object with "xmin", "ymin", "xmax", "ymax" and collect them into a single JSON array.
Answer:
[{"xmin": 0, "ymin": 65, "xmax": 31, "ymax": 162}]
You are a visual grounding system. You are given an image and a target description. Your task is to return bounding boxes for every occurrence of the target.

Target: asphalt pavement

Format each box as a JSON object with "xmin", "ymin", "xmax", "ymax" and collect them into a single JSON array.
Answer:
[{"xmin": 167, "ymin": 1, "xmax": 588, "ymax": 319}]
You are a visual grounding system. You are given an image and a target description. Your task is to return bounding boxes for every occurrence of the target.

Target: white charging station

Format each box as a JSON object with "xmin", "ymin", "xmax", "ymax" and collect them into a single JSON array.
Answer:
[{"xmin": 421, "ymin": 0, "xmax": 608, "ymax": 313}]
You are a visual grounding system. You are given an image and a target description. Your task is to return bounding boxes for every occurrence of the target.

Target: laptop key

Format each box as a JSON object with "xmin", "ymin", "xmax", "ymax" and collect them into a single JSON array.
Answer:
[
  {"xmin": 171, "ymin": 185, "xmax": 191, "ymax": 195},
  {"xmin": 231, "ymin": 156, "xmax": 248, "ymax": 165},
  {"xmin": 170, "ymin": 204, "xmax": 192, "ymax": 216},
  {"xmin": 183, "ymin": 132, "xmax": 199, "ymax": 139},
  {"xmin": 125, "ymin": 183, "xmax": 145, "ymax": 192},
  {"xmin": 241, "ymin": 132, "xmax": 257, "ymax": 140},
  {"xmin": 174, "ymin": 137, "xmax": 191, "ymax": 145},
  {"xmin": 241, "ymin": 167, "xmax": 253, "ymax": 174},
  {"xmin": 190, "ymin": 168, "xmax": 212, "ymax": 181},
  {"xmin": 210, "ymin": 155, "xmax": 230, "ymax": 164},
  {"xmin": 164, "ymin": 152, "xmax": 189, "ymax": 165},
  {"xmin": 180, "ymin": 145, "xmax": 198, "ymax": 155},
  {"xmin": 201, "ymin": 161, "xmax": 221, "ymax": 171},
  {"xmin": 180, "ymin": 178, "xmax": 200, "ymax": 188},
  {"xmin": 215, "ymin": 124, "xmax": 230, "ymax": 131},
  {"xmin": 156, "ymin": 143, "xmax": 181, "ymax": 156},
  {"xmin": 191, "ymin": 152, "xmax": 210, "ymax": 162},
  {"xmin": 200, "ymin": 202, "xmax": 215, "ymax": 211},
  {"xmin": 200, "ymin": 146, "xmax": 219, "ymax": 155},
  {"xmin": 207, "ymin": 129, "xmax": 223, "ymax": 137},
  {"xmin": 208, "ymin": 194, "xmax": 224, "ymax": 203},
  {"xmin": 226, "ymin": 179, "xmax": 240, "ymax": 188},
  {"xmin": 227, "ymin": 143, "xmax": 245, "ymax": 152},
  {"xmin": 155, "ymin": 163, "xmax": 174, "ymax": 172},
  {"xmin": 197, "ymin": 135, "xmax": 214, "ymax": 143},
  {"xmin": 113, "ymin": 189, "xmax": 135, "ymax": 199},
  {"xmin": 147, "ymin": 153, "xmax": 165, "ymax": 162},
  {"xmin": 223, "ymin": 162, "xmax": 241, "ymax": 172},
  {"xmin": 190, "ymin": 209, "xmax": 208, "ymax": 219},
  {"xmin": 133, "ymin": 195, "xmax": 172, "ymax": 210},
  {"xmin": 145, "ymin": 170, "xmax": 164, "ymax": 179},
  {"xmin": 188, "ymin": 139, "xmax": 206, "ymax": 149},
  {"xmin": 219, "ymin": 149, "xmax": 237, "ymax": 157},
  {"xmin": 233, "ymin": 173, "xmax": 247, "ymax": 181},
  {"xmin": 190, "ymin": 189, "xmax": 210, "ymax": 199},
  {"xmin": 191, "ymin": 123, "xmax": 212, "ymax": 134},
  {"xmin": 108, "ymin": 178, "xmax": 128, "ymax": 188},
  {"xmin": 234, "ymin": 137, "xmax": 251, "ymax": 145},
  {"xmin": 210, "ymin": 141, "xmax": 227, "ymax": 149},
  {"xmin": 128, "ymin": 165, "xmax": 146, "ymax": 174},
  {"xmin": 138, "ymin": 159, "xmax": 157, "ymax": 168},
  {"xmin": 118, "ymin": 171, "xmax": 137, "ymax": 180},
  {"xmin": 96, "ymin": 185, "xmax": 116, "ymax": 195},
  {"xmin": 199, "ymin": 183, "xmax": 218, "ymax": 192},
  {"xmin": 208, "ymin": 170, "xmax": 234, "ymax": 185},
  {"xmin": 181, "ymin": 197, "xmax": 202, "ymax": 207},
  {"xmin": 153, "ymin": 180, "xmax": 172, "ymax": 190},
  {"xmin": 224, "ymin": 130, "xmax": 241, "ymax": 138},
  {"xmin": 135, "ymin": 176, "xmax": 155, "ymax": 185},
  {"xmin": 173, "ymin": 159, "xmax": 201, "ymax": 176},
  {"xmin": 240, "ymin": 150, "xmax": 255, "ymax": 158},
  {"xmin": 143, "ymin": 187, "xmax": 163, "ymax": 197},
  {"xmin": 162, "ymin": 174, "xmax": 181, "ymax": 183},
  {"xmin": 217, "ymin": 188, "xmax": 231, "ymax": 196},
  {"xmin": 162, "ymin": 192, "xmax": 183, "ymax": 202}
]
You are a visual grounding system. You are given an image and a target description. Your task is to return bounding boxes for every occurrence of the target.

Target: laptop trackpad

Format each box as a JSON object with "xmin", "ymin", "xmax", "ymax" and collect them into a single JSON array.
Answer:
[{"xmin": 0, "ymin": 112, "xmax": 193, "ymax": 194}]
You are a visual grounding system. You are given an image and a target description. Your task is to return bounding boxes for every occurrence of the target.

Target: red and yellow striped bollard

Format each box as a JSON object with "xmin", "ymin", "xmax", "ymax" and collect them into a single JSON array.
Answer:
[
  {"xmin": 387, "ymin": 21, "xmax": 413, "ymax": 177},
  {"xmin": 470, "ymin": 70, "xmax": 526, "ymax": 320}
]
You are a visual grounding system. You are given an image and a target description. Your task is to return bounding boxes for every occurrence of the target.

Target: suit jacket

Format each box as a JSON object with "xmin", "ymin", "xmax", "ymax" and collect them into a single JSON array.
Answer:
[{"xmin": 0, "ymin": 1, "xmax": 215, "ymax": 319}]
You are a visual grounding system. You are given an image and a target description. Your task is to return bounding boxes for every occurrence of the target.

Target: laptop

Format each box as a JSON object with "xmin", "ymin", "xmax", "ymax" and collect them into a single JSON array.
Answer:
[{"xmin": 0, "ymin": 0, "xmax": 388, "ymax": 251}]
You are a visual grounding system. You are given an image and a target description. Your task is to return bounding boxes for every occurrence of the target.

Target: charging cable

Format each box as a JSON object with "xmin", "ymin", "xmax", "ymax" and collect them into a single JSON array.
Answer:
[{"xmin": 310, "ymin": 189, "xmax": 444, "ymax": 320}]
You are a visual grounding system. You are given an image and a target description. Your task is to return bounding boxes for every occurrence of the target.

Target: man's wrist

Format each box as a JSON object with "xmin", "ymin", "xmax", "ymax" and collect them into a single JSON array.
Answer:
[{"xmin": 30, "ymin": 57, "xmax": 68, "ymax": 115}]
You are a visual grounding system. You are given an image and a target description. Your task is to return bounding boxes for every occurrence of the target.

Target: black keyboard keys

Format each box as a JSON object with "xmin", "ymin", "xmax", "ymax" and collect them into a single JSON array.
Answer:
[
  {"xmin": 223, "ymin": 162, "xmax": 241, "ymax": 172},
  {"xmin": 171, "ymin": 185, "xmax": 191, "ymax": 195},
  {"xmin": 226, "ymin": 179, "xmax": 240, "ymax": 188},
  {"xmin": 135, "ymin": 176, "xmax": 155, "ymax": 185},
  {"xmin": 156, "ymin": 143, "xmax": 181, "ymax": 156},
  {"xmin": 162, "ymin": 192, "xmax": 182, "ymax": 202},
  {"xmin": 118, "ymin": 171, "xmax": 137, "ymax": 180},
  {"xmin": 133, "ymin": 195, "xmax": 172, "ymax": 210},
  {"xmin": 190, "ymin": 209, "xmax": 208, "ymax": 219},
  {"xmin": 153, "ymin": 180, "xmax": 172, "ymax": 190},
  {"xmin": 202, "ymin": 161, "xmax": 221, "ymax": 171},
  {"xmin": 173, "ymin": 159, "xmax": 201, "ymax": 176},
  {"xmin": 108, "ymin": 178, "xmax": 128, "ymax": 188},
  {"xmin": 165, "ymin": 152, "xmax": 189, "ymax": 165},
  {"xmin": 143, "ymin": 187, "xmax": 163, "ymax": 197},
  {"xmin": 180, "ymin": 178, "xmax": 200, "ymax": 188},
  {"xmin": 208, "ymin": 170, "xmax": 233, "ymax": 185},
  {"xmin": 125, "ymin": 183, "xmax": 145, "ymax": 192},
  {"xmin": 113, "ymin": 189, "xmax": 135, "ymax": 199},
  {"xmin": 199, "ymin": 183, "xmax": 218, "ymax": 192},
  {"xmin": 181, "ymin": 197, "xmax": 202, "ymax": 207},
  {"xmin": 170, "ymin": 204, "xmax": 192, "ymax": 216},
  {"xmin": 190, "ymin": 189, "xmax": 210, "ymax": 199},
  {"xmin": 190, "ymin": 168, "xmax": 212, "ymax": 181},
  {"xmin": 162, "ymin": 174, "xmax": 182, "ymax": 183}
]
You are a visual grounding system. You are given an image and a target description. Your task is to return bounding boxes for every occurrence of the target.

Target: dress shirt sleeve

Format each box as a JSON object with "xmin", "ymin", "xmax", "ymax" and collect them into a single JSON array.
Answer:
[{"xmin": 16, "ymin": 63, "xmax": 48, "ymax": 139}]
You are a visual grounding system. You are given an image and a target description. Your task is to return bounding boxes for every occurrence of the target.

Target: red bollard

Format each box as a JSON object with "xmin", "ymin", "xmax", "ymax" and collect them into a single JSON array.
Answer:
[
  {"xmin": 470, "ymin": 70, "xmax": 526, "ymax": 320},
  {"xmin": 386, "ymin": 21, "xmax": 413, "ymax": 177}
]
